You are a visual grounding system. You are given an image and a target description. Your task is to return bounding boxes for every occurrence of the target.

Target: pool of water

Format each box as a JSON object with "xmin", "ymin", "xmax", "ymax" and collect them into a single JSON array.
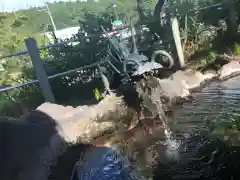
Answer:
[{"xmin": 153, "ymin": 76, "xmax": 240, "ymax": 179}]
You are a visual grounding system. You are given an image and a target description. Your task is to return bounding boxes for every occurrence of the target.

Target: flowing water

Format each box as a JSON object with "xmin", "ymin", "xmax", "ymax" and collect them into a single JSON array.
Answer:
[
  {"xmin": 155, "ymin": 96, "xmax": 181, "ymax": 152},
  {"xmin": 153, "ymin": 75, "xmax": 240, "ymax": 180}
]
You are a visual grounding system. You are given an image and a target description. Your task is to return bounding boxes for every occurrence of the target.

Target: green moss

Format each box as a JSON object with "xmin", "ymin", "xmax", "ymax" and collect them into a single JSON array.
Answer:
[
  {"xmin": 233, "ymin": 43, "xmax": 240, "ymax": 56},
  {"xmin": 207, "ymin": 51, "xmax": 217, "ymax": 60},
  {"xmin": 93, "ymin": 88, "xmax": 103, "ymax": 101},
  {"xmin": 199, "ymin": 51, "xmax": 217, "ymax": 66}
]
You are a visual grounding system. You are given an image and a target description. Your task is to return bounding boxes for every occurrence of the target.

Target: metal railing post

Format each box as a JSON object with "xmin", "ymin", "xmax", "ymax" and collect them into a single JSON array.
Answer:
[{"xmin": 25, "ymin": 38, "xmax": 56, "ymax": 103}]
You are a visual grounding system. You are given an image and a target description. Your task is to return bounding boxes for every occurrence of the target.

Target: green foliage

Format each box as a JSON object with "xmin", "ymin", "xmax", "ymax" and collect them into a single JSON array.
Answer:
[
  {"xmin": 211, "ymin": 115, "xmax": 240, "ymax": 145},
  {"xmin": 200, "ymin": 51, "xmax": 217, "ymax": 66},
  {"xmin": 0, "ymin": 0, "xmax": 239, "ymax": 116},
  {"xmin": 233, "ymin": 43, "xmax": 240, "ymax": 56},
  {"xmin": 93, "ymin": 88, "xmax": 102, "ymax": 101},
  {"xmin": 207, "ymin": 51, "xmax": 218, "ymax": 61},
  {"xmin": 172, "ymin": 0, "xmax": 227, "ymax": 57},
  {"xmin": 0, "ymin": 0, "xmax": 137, "ymax": 34}
]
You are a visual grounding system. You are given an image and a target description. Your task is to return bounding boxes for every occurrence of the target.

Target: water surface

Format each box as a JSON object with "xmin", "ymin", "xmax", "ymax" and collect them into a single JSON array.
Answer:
[{"xmin": 154, "ymin": 75, "xmax": 240, "ymax": 180}]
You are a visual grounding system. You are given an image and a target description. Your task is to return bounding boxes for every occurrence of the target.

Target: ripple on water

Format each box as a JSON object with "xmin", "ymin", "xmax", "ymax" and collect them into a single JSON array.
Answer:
[{"xmin": 154, "ymin": 75, "xmax": 240, "ymax": 180}]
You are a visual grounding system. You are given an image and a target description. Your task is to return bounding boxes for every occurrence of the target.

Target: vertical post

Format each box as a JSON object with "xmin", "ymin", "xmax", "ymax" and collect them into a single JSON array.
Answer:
[
  {"xmin": 167, "ymin": 0, "xmax": 185, "ymax": 69},
  {"xmin": 45, "ymin": 2, "xmax": 57, "ymax": 33},
  {"xmin": 171, "ymin": 17, "xmax": 185, "ymax": 68},
  {"xmin": 25, "ymin": 38, "xmax": 55, "ymax": 103}
]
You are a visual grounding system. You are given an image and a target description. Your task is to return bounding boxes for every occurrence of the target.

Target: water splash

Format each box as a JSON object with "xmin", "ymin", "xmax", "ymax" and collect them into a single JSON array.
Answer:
[
  {"xmin": 139, "ymin": 76, "xmax": 181, "ymax": 158},
  {"xmin": 154, "ymin": 96, "xmax": 181, "ymax": 154},
  {"xmin": 164, "ymin": 130, "xmax": 181, "ymax": 150}
]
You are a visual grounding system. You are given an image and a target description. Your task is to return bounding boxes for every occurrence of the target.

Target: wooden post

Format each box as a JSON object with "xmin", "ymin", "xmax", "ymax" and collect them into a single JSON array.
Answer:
[
  {"xmin": 171, "ymin": 16, "xmax": 185, "ymax": 68},
  {"xmin": 25, "ymin": 38, "xmax": 55, "ymax": 103},
  {"xmin": 167, "ymin": 0, "xmax": 185, "ymax": 69}
]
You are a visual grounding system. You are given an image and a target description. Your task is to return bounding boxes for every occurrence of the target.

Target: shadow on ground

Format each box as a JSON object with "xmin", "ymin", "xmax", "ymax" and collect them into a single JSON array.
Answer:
[
  {"xmin": 0, "ymin": 111, "xmax": 63, "ymax": 180},
  {"xmin": 0, "ymin": 110, "xmax": 140, "ymax": 180}
]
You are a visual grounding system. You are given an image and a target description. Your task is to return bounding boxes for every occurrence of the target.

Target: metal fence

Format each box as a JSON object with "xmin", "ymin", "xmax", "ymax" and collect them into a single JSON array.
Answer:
[{"xmin": 0, "ymin": 38, "xmax": 106, "ymax": 103}]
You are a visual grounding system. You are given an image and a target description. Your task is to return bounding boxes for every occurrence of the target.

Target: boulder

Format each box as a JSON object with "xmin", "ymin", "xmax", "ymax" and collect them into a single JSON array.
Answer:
[
  {"xmin": 218, "ymin": 61, "xmax": 240, "ymax": 80},
  {"xmin": 1, "ymin": 94, "xmax": 129, "ymax": 180},
  {"xmin": 36, "ymin": 94, "xmax": 128, "ymax": 143},
  {"xmin": 158, "ymin": 78, "xmax": 190, "ymax": 99},
  {"xmin": 203, "ymin": 70, "xmax": 218, "ymax": 80},
  {"xmin": 170, "ymin": 70, "xmax": 205, "ymax": 90}
]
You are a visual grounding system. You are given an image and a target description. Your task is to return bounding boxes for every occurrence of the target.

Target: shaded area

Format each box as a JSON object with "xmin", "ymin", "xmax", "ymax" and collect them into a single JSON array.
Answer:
[
  {"xmin": 0, "ymin": 109, "xmax": 136, "ymax": 180},
  {"xmin": 0, "ymin": 111, "xmax": 62, "ymax": 180},
  {"xmin": 49, "ymin": 143, "xmax": 93, "ymax": 180}
]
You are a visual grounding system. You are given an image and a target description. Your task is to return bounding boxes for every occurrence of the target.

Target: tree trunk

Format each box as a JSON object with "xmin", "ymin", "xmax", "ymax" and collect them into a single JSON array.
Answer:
[
  {"xmin": 153, "ymin": 0, "xmax": 166, "ymax": 19},
  {"xmin": 223, "ymin": 0, "xmax": 237, "ymax": 37},
  {"xmin": 136, "ymin": 0, "xmax": 145, "ymax": 21}
]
